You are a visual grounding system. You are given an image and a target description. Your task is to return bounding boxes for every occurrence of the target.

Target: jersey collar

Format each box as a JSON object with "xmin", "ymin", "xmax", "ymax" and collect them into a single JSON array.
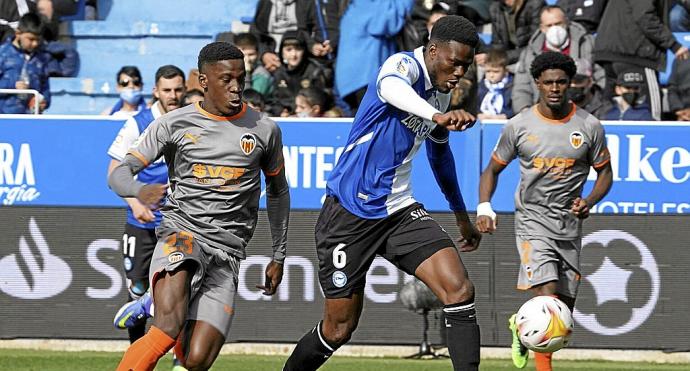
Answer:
[
  {"xmin": 151, "ymin": 100, "xmax": 163, "ymax": 119},
  {"xmin": 414, "ymin": 46, "xmax": 433, "ymax": 91}
]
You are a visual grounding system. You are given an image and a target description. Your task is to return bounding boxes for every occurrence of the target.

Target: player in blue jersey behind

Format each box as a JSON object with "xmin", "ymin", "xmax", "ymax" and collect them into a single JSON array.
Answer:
[{"xmin": 284, "ymin": 15, "xmax": 483, "ymax": 371}]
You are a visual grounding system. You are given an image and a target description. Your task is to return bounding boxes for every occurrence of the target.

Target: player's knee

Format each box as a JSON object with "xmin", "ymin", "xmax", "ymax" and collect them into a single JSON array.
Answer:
[
  {"xmin": 440, "ymin": 278, "xmax": 475, "ymax": 305},
  {"xmin": 184, "ymin": 351, "xmax": 213, "ymax": 371},
  {"xmin": 323, "ymin": 318, "xmax": 358, "ymax": 346}
]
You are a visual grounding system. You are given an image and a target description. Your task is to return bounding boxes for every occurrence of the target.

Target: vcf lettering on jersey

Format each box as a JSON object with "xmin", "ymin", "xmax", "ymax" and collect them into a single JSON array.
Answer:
[
  {"xmin": 534, "ymin": 157, "xmax": 576, "ymax": 178},
  {"xmin": 192, "ymin": 163, "xmax": 246, "ymax": 185},
  {"xmin": 0, "ymin": 143, "xmax": 40, "ymax": 205}
]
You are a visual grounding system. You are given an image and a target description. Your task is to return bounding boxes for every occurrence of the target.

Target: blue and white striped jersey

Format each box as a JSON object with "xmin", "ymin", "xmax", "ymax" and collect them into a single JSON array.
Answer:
[{"xmin": 327, "ymin": 47, "xmax": 451, "ymax": 219}]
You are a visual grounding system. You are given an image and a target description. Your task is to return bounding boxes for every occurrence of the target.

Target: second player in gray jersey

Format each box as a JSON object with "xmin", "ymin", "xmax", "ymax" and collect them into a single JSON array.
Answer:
[
  {"xmin": 476, "ymin": 52, "xmax": 612, "ymax": 371},
  {"xmin": 109, "ymin": 42, "xmax": 290, "ymax": 371}
]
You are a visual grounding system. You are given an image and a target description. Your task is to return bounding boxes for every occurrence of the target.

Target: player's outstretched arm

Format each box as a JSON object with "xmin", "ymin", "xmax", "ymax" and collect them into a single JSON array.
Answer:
[
  {"xmin": 476, "ymin": 158, "xmax": 507, "ymax": 233},
  {"xmin": 572, "ymin": 162, "xmax": 613, "ymax": 219},
  {"xmin": 425, "ymin": 133, "xmax": 480, "ymax": 251},
  {"xmin": 258, "ymin": 168, "xmax": 290, "ymax": 296}
]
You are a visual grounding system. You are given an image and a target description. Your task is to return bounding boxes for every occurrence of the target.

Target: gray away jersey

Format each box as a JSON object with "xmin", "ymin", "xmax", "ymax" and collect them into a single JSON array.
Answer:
[
  {"xmin": 492, "ymin": 104, "xmax": 610, "ymax": 239},
  {"xmin": 127, "ymin": 103, "xmax": 284, "ymax": 258}
]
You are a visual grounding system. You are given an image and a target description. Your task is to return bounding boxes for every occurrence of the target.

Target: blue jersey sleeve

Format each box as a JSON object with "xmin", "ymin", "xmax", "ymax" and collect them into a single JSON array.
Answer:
[{"xmin": 426, "ymin": 127, "xmax": 466, "ymax": 212}]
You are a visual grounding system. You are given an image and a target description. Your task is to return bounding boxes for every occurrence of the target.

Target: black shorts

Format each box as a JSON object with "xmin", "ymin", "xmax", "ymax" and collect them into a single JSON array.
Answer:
[
  {"xmin": 121, "ymin": 223, "xmax": 157, "ymax": 281},
  {"xmin": 317, "ymin": 196, "xmax": 454, "ymax": 298}
]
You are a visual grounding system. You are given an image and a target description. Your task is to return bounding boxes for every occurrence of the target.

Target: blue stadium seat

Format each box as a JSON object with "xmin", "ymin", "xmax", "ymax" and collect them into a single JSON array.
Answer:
[{"xmin": 46, "ymin": 0, "xmax": 259, "ymax": 114}]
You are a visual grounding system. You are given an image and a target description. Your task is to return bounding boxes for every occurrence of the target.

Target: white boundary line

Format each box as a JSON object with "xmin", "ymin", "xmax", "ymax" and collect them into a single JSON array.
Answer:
[{"xmin": 1, "ymin": 340, "xmax": 689, "ymax": 364}]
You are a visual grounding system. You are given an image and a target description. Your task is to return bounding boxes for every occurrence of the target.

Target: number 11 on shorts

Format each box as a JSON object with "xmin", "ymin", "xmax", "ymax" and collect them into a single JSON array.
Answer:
[{"xmin": 333, "ymin": 243, "xmax": 347, "ymax": 269}]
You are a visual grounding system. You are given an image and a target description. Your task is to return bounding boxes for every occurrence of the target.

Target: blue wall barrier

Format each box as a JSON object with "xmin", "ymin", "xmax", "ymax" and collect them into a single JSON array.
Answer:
[{"xmin": 1, "ymin": 115, "xmax": 688, "ymax": 213}]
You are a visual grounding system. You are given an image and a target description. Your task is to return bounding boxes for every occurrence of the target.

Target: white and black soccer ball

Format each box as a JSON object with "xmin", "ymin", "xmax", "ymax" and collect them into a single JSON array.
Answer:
[{"xmin": 515, "ymin": 296, "xmax": 574, "ymax": 353}]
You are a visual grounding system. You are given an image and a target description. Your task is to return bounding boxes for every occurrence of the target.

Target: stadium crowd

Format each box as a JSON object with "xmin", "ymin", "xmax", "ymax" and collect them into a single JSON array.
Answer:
[{"xmin": 1, "ymin": 0, "xmax": 690, "ymax": 121}]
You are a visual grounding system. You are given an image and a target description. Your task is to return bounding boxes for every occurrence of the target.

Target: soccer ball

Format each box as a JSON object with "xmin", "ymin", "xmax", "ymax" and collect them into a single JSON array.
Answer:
[{"xmin": 515, "ymin": 296, "xmax": 574, "ymax": 353}]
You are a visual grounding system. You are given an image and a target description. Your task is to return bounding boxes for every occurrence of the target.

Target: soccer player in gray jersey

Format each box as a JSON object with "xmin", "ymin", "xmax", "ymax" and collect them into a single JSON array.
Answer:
[
  {"xmin": 110, "ymin": 42, "xmax": 290, "ymax": 371},
  {"xmin": 476, "ymin": 52, "xmax": 612, "ymax": 371}
]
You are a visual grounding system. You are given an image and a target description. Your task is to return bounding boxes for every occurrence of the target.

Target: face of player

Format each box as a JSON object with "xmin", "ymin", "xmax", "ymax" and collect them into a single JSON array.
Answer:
[
  {"xmin": 282, "ymin": 44, "xmax": 305, "ymax": 69},
  {"xmin": 153, "ymin": 75, "xmax": 185, "ymax": 114},
  {"xmin": 484, "ymin": 64, "xmax": 508, "ymax": 84},
  {"xmin": 15, "ymin": 31, "xmax": 41, "ymax": 53},
  {"xmin": 536, "ymin": 68, "xmax": 571, "ymax": 112},
  {"xmin": 199, "ymin": 59, "xmax": 245, "ymax": 116},
  {"xmin": 427, "ymin": 40, "xmax": 474, "ymax": 94}
]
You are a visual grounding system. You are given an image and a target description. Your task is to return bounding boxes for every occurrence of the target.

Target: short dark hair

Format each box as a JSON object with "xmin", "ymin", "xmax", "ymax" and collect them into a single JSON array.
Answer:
[
  {"xmin": 429, "ymin": 15, "xmax": 479, "ymax": 48},
  {"xmin": 234, "ymin": 33, "xmax": 258, "ymax": 49},
  {"xmin": 539, "ymin": 5, "xmax": 567, "ymax": 20},
  {"xmin": 485, "ymin": 48, "xmax": 508, "ymax": 68},
  {"xmin": 530, "ymin": 51, "xmax": 577, "ymax": 80},
  {"xmin": 197, "ymin": 42, "xmax": 244, "ymax": 72},
  {"xmin": 116, "ymin": 65, "xmax": 143, "ymax": 84},
  {"xmin": 17, "ymin": 12, "xmax": 44, "ymax": 35},
  {"xmin": 243, "ymin": 89, "xmax": 265, "ymax": 110},
  {"xmin": 155, "ymin": 65, "xmax": 185, "ymax": 84},
  {"xmin": 298, "ymin": 87, "xmax": 333, "ymax": 112}
]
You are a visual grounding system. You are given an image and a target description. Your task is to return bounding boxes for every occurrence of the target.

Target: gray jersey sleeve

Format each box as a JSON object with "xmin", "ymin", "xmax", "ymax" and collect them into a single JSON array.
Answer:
[
  {"xmin": 587, "ymin": 121, "xmax": 610, "ymax": 169},
  {"xmin": 263, "ymin": 121, "xmax": 289, "ymax": 263},
  {"xmin": 493, "ymin": 120, "xmax": 518, "ymax": 165}
]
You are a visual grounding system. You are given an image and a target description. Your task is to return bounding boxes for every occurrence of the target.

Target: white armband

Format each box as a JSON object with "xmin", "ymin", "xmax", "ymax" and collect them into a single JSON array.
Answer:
[{"xmin": 476, "ymin": 202, "xmax": 496, "ymax": 220}]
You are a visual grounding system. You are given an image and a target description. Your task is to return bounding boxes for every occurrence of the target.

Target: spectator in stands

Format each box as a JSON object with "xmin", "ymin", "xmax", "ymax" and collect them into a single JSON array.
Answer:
[
  {"xmin": 182, "ymin": 89, "xmax": 204, "ymax": 106},
  {"xmin": 667, "ymin": 58, "xmax": 690, "ymax": 120},
  {"xmin": 250, "ymin": 0, "xmax": 315, "ymax": 73},
  {"xmin": 0, "ymin": 0, "xmax": 36, "ymax": 42},
  {"xmin": 568, "ymin": 58, "xmax": 611, "ymax": 119},
  {"xmin": 234, "ymin": 32, "xmax": 274, "ymax": 97},
  {"xmin": 456, "ymin": 0, "xmax": 492, "ymax": 27},
  {"xmin": 243, "ymin": 88, "xmax": 266, "ymax": 112},
  {"xmin": 0, "ymin": 12, "xmax": 50, "ymax": 114},
  {"xmin": 36, "ymin": 0, "xmax": 78, "ymax": 77},
  {"xmin": 336, "ymin": 0, "xmax": 413, "ymax": 111},
  {"xmin": 477, "ymin": 48, "xmax": 514, "ymax": 119},
  {"xmin": 489, "ymin": 0, "xmax": 545, "ymax": 65},
  {"xmin": 604, "ymin": 70, "xmax": 653, "ymax": 120},
  {"xmin": 557, "ymin": 0, "xmax": 608, "ymax": 34},
  {"xmin": 294, "ymin": 86, "xmax": 333, "ymax": 117},
  {"xmin": 670, "ymin": 0, "xmax": 690, "ymax": 32},
  {"xmin": 594, "ymin": 0, "xmax": 689, "ymax": 121},
  {"xmin": 305, "ymin": 0, "xmax": 342, "ymax": 63},
  {"xmin": 512, "ymin": 5, "xmax": 603, "ymax": 112},
  {"xmin": 427, "ymin": 1, "xmax": 451, "ymax": 36},
  {"xmin": 103, "ymin": 66, "xmax": 146, "ymax": 117},
  {"xmin": 267, "ymin": 31, "xmax": 328, "ymax": 116}
]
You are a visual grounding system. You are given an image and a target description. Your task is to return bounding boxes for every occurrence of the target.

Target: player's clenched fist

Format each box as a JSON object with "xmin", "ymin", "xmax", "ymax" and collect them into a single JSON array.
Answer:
[
  {"xmin": 432, "ymin": 109, "xmax": 476, "ymax": 131},
  {"xmin": 137, "ymin": 183, "xmax": 167, "ymax": 207},
  {"xmin": 571, "ymin": 197, "xmax": 590, "ymax": 219},
  {"xmin": 475, "ymin": 202, "xmax": 497, "ymax": 233},
  {"xmin": 475, "ymin": 215, "xmax": 496, "ymax": 233}
]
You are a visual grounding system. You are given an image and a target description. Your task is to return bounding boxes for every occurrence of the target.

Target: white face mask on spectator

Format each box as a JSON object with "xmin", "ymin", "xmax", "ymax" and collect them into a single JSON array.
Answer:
[{"xmin": 545, "ymin": 25, "xmax": 568, "ymax": 49}]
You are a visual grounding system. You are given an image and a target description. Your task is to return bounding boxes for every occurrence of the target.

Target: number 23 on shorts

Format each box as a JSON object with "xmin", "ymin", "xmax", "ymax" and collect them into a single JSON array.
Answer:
[{"xmin": 163, "ymin": 231, "xmax": 194, "ymax": 255}]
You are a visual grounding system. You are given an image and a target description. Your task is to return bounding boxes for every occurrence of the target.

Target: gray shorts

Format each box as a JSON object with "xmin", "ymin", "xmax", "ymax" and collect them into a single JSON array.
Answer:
[
  {"xmin": 149, "ymin": 230, "xmax": 240, "ymax": 338},
  {"xmin": 515, "ymin": 235, "xmax": 581, "ymax": 298}
]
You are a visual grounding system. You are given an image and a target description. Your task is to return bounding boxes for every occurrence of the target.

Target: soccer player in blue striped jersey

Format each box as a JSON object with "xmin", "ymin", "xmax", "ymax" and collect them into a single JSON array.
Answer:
[{"xmin": 284, "ymin": 15, "xmax": 483, "ymax": 371}]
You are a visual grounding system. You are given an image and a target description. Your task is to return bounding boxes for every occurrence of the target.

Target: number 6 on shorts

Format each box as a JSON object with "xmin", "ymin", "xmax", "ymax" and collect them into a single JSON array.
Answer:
[{"xmin": 333, "ymin": 243, "xmax": 347, "ymax": 269}]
